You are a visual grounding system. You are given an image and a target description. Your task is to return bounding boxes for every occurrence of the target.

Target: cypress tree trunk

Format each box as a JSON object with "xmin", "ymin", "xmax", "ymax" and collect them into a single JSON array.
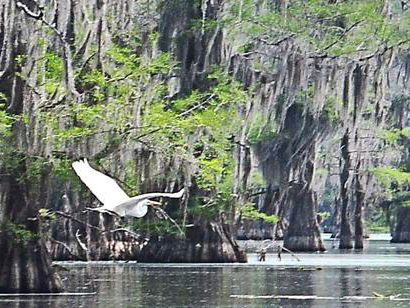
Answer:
[
  {"xmin": 284, "ymin": 145, "xmax": 325, "ymax": 252},
  {"xmin": 354, "ymin": 161, "xmax": 365, "ymax": 249},
  {"xmin": 339, "ymin": 129, "xmax": 353, "ymax": 249},
  {"xmin": 392, "ymin": 207, "xmax": 410, "ymax": 243},
  {"xmin": 0, "ymin": 175, "xmax": 62, "ymax": 293},
  {"xmin": 138, "ymin": 220, "xmax": 247, "ymax": 262},
  {"xmin": 284, "ymin": 184, "xmax": 325, "ymax": 251}
]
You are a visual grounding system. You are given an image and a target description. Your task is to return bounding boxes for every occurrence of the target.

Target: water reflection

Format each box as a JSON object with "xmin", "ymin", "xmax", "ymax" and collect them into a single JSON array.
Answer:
[{"xmin": 1, "ymin": 239, "xmax": 410, "ymax": 308}]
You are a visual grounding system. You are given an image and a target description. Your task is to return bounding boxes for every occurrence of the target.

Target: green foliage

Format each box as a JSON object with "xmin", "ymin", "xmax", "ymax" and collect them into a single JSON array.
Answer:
[
  {"xmin": 123, "ymin": 160, "xmax": 139, "ymax": 196},
  {"xmin": 42, "ymin": 44, "xmax": 178, "ymax": 147},
  {"xmin": 1, "ymin": 223, "xmax": 39, "ymax": 244},
  {"xmin": 50, "ymin": 158, "xmax": 78, "ymax": 182},
  {"xmin": 246, "ymin": 113, "xmax": 278, "ymax": 144},
  {"xmin": 196, "ymin": 158, "xmax": 225, "ymax": 190},
  {"xmin": 130, "ymin": 218, "xmax": 181, "ymax": 237},
  {"xmin": 106, "ymin": 44, "xmax": 139, "ymax": 69},
  {"xmin": 371, "ymin": 166, "xmax": 410, "ymax": 188},
  {"xmin": 140, "ymin": 67, "xmax": 248, "ymax": 220},
  {"xmin": 38, "ymin": 208, "xmax": 57, "ymax": 220},
  {"xmin": 380, "ymin": 128, "xmax": 410, "ymax": 144},
  {"xmin": 366, "ymin": 222, "xmax": 390, "ymax": 233},
  {"xmin": 35, "ymin": 38, "xmax": 248, "ymax": 224},
  {"xmin": 400, "ymin": 200, "xmax": 410, "ymax": 207},
  {"xmin": 240, "ymin": 202, "xmax": 278, "ymax": 224},
  {"xmin": 321, "ymin": 96, "xmax": 340, "ymax": 124},
  {"xmin": 44, "ymin": 51, "xmax": 64, "ymax": 94},
  {"xmin": 24, "ymin": 158, "xmax": 44, "ymax": 180},
  {"xmin": 227, "ymin": 0, "xmax": 410, "ymax": 58},
  {"xmin": 317, "ymin": 211, "xmax": 331, "ymax": 220},
  {"xmin": 0, "ymin": 109, "xmax": 14, "ymax": 138},
  {"xmin": 15, "ymin": 55, "xmax": 27, "ymax": 66},
  {"xmin": 0, "ymin": 108, "xmax": 16, "ymax": 169},
  {"xmin": 248, "ymin": 170, "xmax": 265, "ymax": 188},
  {"xmin": 366, "ymin": 207, "xmax": 390, "ymax": 233}
]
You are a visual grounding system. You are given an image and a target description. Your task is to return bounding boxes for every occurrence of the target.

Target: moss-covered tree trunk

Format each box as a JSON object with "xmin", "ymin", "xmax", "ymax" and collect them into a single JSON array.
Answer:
[
  {"xmin": 391, "ymin": 207, "xmax": 410, "ymax": 243},
  {"xmin": 354, "ymin": 161, "xmax": 365, "ymax": 249},
  {"xmin": 339, "ymin": 129, "xmax": 353, "ymax": 249},
  {"xmin": 138, "ymin": 220, "xmax": 246, "ymax": 262},
  {"xmin": 0, "ymin": 175, "xmax": 62, "ymax": 293},
  {"xmin": 0, "ymin": 1, "xmax": 65, "ymax": 291},
  {"xmin": 284, "ymin": 145, "xmax": 325, "ymax": 252},
  {"xmin": 284, "ymin": 185, "xmax": 325, "ymax": 251}
]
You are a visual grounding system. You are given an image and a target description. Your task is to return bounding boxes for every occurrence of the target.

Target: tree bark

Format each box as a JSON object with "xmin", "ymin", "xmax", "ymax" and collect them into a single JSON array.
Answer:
[
  {"xmin": 339, "ymin": 129, "xmax": 353, "ymax": 249},
  {"xmin": 391, "ymin": 207, "xmax": 410, "ymax": 243},
  {"xmin": 283, "ymin": 144, "xmax": 325, "ymax": 252},
  {"xmin": 354, "ymin": 160, "xmax": 365, "ymax": 249},
  {"xmin": 284, "ymin": 184, "xmax": 326, "ymax": 251},
  {"xmin": 138, "ymin": 221, "xmax": 247, "ymax": 262},
  {"xmin": 0, "ymin": 175, "xmax": 62, "ymax": 293}
]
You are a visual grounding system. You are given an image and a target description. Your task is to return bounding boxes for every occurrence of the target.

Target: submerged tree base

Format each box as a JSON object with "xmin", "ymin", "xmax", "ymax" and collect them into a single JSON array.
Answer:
[
  {"xmin": 392, "ymin": 208, "xmax": 410, "ymax": 243},
  {"xmin": 138, "ymin": 222, "xmax": 247, "ymax": 262},
  {"xmin": 284, "ymin": 235, "xmax": 326, "ymax": 252},
  {"xmin": 0, "ymin": 237, "xmax": 63, "ymax": 293}
]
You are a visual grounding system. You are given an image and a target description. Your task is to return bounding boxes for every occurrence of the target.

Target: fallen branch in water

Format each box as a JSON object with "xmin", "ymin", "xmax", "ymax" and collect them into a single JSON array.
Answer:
[
  {"xmin": 258, "ymin": 240, "xmax": 301, "ymax": 262},
  {"xmin": 277, "ymin": 245, "xmax": 301, "ymax": 262}
]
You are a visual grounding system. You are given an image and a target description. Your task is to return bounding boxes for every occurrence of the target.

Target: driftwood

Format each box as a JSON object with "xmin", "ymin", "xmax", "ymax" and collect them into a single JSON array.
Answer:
[{"xmin": 258, "ymin": 240, "xmax": 301, "ymax": 262}]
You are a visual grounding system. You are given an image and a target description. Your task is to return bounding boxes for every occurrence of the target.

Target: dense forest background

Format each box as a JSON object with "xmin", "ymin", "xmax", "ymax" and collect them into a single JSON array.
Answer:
[{"xmin": 0, "ymin": 0, "xmax": 409, "ymax": 292}]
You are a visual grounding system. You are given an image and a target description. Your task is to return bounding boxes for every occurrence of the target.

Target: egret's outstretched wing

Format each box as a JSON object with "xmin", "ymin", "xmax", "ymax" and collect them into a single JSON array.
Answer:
[
  {"xmin": 72, "ymin": 159, "xmax": 130, "ymax": 207},
  {"xmin": 131, "ymin": 189, "xmax": 185, "ymax": 202},
  {"xmin": 115, "ymin": 189, "xmax": 185, "ymax": 213}
]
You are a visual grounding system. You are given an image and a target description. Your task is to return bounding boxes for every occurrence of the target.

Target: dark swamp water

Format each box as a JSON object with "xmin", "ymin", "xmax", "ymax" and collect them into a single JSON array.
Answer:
[{"xmin": 2, "ymin": 235, "xmax": 410, "ymax": 308}]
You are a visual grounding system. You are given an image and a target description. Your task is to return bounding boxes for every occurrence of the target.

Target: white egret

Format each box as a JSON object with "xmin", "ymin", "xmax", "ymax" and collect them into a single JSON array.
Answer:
[{"xmin": 72, "ymin": 159, "xmax": 184, "ymax": 218}]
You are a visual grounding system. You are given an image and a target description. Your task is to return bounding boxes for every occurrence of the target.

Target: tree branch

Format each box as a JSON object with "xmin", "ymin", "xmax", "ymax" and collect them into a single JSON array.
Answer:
[
  {"xmin": 150, "ymin": 204, "xmax": 185, "ymax": 236},
  {"xmin": 177, "ymin": 94, "xmax": 216, "ymax": 118},
  {"xmin": 16, "ymin": 1, "xmax": 80, "ymax": 99},
  {"xmin": 75, "ymin": 229, "xmax": 88, "ymax": 252},
  {"xmin": 53, "ymin": 211, "xmax": 103, "ymax": 232},
  {"xmin": 49, "ymin": 238, "xmax": 79, "ymax": 259},
  {"xmin": 322, "ymin": 19, "xmax": 364, "ymax": 52}
]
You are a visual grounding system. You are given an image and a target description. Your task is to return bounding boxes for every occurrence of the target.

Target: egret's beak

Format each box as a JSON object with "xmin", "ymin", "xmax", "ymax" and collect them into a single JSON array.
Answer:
[{"xmin": 148, "ymin": 200, "xmax": 162, "ymax": 206}]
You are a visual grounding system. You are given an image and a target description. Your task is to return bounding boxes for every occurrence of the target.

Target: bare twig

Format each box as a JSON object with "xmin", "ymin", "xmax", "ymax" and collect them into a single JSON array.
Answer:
[
  {"xmin": 177, "ymin": 94, "xmax": 216, "ymax": 118},
  {"xmin": 104, "ymin": 228, "xmax": 146, "ymax": 241},
  {"xmin": 75, "ymin": 229, "xmax": 88, "ymax": 252},
  {"xmin": 249, "ymin": 190, "xmax": 267, "ymax": 197},
  {"xmin": 279, "ymin": 245, "xmax": 302, "ymax": 262},
  {"xmin": 77, "ymin": 52, "xmax": 96, "ymax": 77},
  {"xmin": 257, "ymin": 34, "xmax": 296, "ymax": 47},
  {"xmin": 15, "ymin": 2, "xmax": 43, "ymax": 19},
  {"xmin": 150, "ymin": 204, "xmax": 185, "ymax": 236},
  {"xmin": 49, "ymin": 238, "xmax": 79, "ymax": 258},
  {"xmin": 322, "ymin": 19, "xmax": 364, "ymax": 52},
  {"xmin": 262, "ymin": 241, "xmax": 301, "ymax": 262},
  {"xmin": 108, "ymin": 72, "xmax": 133, "ymax": 83},
  {"xmin": 53, "ymin": 211, "xmax": 103, "ymax": 232},
  {"xmin": 16, "ymin": 1, "xmax": 80, "ymax": 99},
  {"xmin": 134, "ymin": 127, "xmax": 162, "ymax": 140}
]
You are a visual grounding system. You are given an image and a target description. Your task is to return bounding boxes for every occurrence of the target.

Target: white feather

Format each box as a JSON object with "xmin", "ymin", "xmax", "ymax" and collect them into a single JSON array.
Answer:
[{"xmin": 72, "ymin": 159, "xmax": 184, "ymax": 218}]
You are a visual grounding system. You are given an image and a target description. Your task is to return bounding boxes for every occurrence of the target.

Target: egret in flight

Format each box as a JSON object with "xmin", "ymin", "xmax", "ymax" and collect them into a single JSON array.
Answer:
[{"xmin": 72, "ymin": 159, "xmax": 184, "ymax": 218}]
